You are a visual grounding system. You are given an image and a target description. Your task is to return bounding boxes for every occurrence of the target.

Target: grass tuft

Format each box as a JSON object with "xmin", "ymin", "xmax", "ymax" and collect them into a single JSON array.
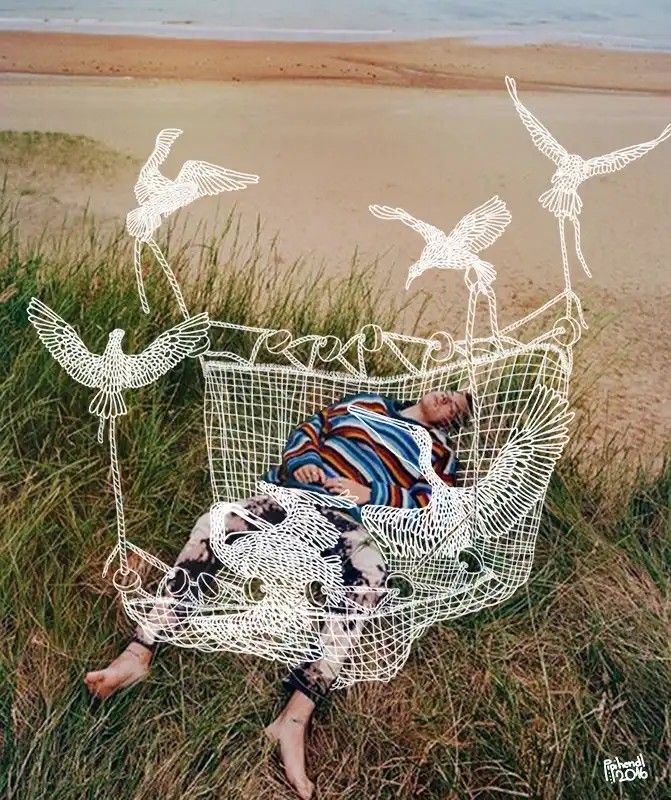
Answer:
[{"xmin": 0, "ymin": 131, "xmax": 136, "ymax": 176}]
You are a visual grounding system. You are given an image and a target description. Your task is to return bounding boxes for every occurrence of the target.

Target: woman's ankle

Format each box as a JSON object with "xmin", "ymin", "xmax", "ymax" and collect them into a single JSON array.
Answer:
[
  {"xmin": 281, "ymin": 689, "xmax": 316, "ymax": 725},
  {"xmin": 125, "ymin": 641, "xmax": 154, "ymax": 665}
]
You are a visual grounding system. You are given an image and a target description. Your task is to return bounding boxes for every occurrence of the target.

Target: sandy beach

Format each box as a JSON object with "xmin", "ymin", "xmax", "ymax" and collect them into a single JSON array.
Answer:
[
  {"xmin": 2, "ymin": 32, "xmax": 670, "ymax": 458},
  {"xmin": 2, "ymin": 31, "xmax": 671, "ymax": 93}
]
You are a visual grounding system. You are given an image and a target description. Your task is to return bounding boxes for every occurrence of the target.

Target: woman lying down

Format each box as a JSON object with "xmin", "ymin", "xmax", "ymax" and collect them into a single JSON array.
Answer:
[{"xmin": 85, "ymin": 389, "xmax": 472, "ymax": 800}]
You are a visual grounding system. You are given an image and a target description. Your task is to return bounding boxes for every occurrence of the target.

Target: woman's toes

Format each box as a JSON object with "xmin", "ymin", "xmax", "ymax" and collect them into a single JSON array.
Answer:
[
  {"xmin": 84, "ymin": 670, "xmax": 105, "ymax": 690},
  {"xmin": 84, "ymin": 651, "xmax": 149, "ymax": 699},
  {"xmin": 85, "ymin": 672, "xmax": 114, "ymax": 699}
]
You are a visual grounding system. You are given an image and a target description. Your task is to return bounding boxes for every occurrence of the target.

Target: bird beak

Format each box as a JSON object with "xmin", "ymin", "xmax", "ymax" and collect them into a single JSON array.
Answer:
[{"xmin": 405, "ymin": 263, "xmax": 422, "ymax": 291}]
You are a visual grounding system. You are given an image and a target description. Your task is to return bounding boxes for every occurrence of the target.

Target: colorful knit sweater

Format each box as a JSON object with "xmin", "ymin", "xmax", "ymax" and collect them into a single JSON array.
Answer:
[{"xmin": 264, "ymin": 393, "xmax": 459, "ymax": 512}]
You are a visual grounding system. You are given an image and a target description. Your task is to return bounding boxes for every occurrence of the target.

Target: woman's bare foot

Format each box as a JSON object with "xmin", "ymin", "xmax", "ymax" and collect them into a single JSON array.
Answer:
[
  {"xmin": 264, "ymin": 712, "xmax": 315, "ymax": 800},
  {"xmin": 84, "ymin": 643, "xmax": 152, "ymax": 699}
]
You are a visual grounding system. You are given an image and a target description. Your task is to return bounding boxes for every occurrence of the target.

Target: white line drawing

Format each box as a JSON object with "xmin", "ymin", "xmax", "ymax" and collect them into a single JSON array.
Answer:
[
  {"xmin": 127, "ymin": 128, "xmax": 259, "ymax": 318},
  {"xmin": 349, "ymin": 385, "xmax": 572, "ymax": 583},
  {"xmin": 28, "ymin": 75, "xmax": 668, "ymax": 700},
  {"xmin": 195, "ymin": 312, "xmax": 574, "ymax": 687},
  {"xmin": 369, "ymin": 196, "xmax": 511, "ymax": 346},
  {"xmin": 26, "ymin": 297, "xmax": 209, "ymax": 579},
  {"xmin": 505, "ymin": 75, "xmax": 671, "ymax": 328}
]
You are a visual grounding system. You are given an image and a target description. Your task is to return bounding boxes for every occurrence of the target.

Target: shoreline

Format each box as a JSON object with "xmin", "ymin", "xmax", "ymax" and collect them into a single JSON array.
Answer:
[
  {"xmin": 2, "ymin": 21, "xmax": 670, "ymax": 54},
  {"xmin": 2, "ymin": 31, "xmax": 670, "ymax": 93}
]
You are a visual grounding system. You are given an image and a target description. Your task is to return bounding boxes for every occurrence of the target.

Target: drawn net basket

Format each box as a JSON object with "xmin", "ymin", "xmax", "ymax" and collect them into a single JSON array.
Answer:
[{"xmin": 119, "ymin": 322, "xmax": 568, "ymax": 687}]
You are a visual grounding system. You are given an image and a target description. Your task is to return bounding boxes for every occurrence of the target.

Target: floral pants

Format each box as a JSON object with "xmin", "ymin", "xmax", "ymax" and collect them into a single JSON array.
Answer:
[{"xmin": 131, "ymin": 494, "xmax": 389, "ymax": 705}]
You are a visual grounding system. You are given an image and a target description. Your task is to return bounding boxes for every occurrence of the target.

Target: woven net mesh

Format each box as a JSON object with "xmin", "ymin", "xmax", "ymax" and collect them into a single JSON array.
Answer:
[{"xmin": 118, "ymin": 331, "xmax": 565, "ymax": 687}]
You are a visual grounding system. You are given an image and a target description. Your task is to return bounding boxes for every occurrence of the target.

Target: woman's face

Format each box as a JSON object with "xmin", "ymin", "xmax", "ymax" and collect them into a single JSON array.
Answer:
[{"xmin": 420, "ymin": 390, "xmax": 470, "ymax": 428}]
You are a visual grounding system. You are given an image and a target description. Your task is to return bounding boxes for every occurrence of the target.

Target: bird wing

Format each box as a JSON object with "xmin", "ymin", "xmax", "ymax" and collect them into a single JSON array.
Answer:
[
  {"xmin": 471, "ymin": 384, "xmax": 573, "ymax": 541},
  {"xmin": 361, "ymin": 503, "xmax": 427, "ymax": 554},
  {"xmin": 505, "ymin": 76, "xmax": 568, "ymax": 165},
  {"xmin": 368, "ymin": 205, "xmax": 444, "ymax": 243},
  {"xmin": 27, "ymin": 297, "xmax": 105, "ymax": 388},
  {"xmin": 123, "ymin": 312, "xmax": 210, "ymax": 388},
  {"xmin": 174, "ymin": 160, "xmax": 260, "ymax": 197},
  {"xmin": 134, "ymin": 128, "xmax": 183, "ymax": 204},
  {"xmin": 445, "ymin": 195, "xmax": 512, "ymax": 253},
  {"xmin": 585, "ymin": 123, "xmax": 671, "ymax": 176}
]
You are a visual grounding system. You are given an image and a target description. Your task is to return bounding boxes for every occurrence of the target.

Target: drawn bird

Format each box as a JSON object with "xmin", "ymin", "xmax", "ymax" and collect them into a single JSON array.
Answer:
[
  {"xmin": 347, "ymin": 386, "xmax": 573, "ymax": 590},
  {"xmin": 27, "ymin": 296, "xmax": 210, "ymax": 578},
  {"xmin": 505, "ymin": 75, "xmax": 671, "ymax": 328},
  {"xmin": 202, "ymin": 486, "xmax": 354, "ymax": 662},
  {"xmin": 209, "ymin": 481, "xmax": 359, "ymax": 603},
  {"xmin": 127, "ymin": 128, "xmax": 260, "ymax": 317},
  {"xmin": 27, "ymin": 296, "xmax": 210, "ymax": 443},
  {"xmin": 369, "ymin": 196, "xmax": 511, "ymax": 344}
]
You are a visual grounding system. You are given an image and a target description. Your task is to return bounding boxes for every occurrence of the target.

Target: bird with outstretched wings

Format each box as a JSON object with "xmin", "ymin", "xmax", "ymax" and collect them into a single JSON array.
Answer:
[
  {"xmin": 353, "ymin": 385, "xmax": 572, "ymax": 568},
  {"xmin": 127, "ymin": 128, "xmax": 260, "ymax": 317},
  {"xmin": 370, "ymin": 196, "xmax": 510, "ymax": 345},
  {"xmin": 27, "ymin": 296, "xmax": 210, "ymax": 442},
  {"xmin": 505, "ymin": 74, "xmax": 671, "ymax": 329},
  {"xmin": 370, "ymin": 195, "xmax": 510, "ymax": 288}
]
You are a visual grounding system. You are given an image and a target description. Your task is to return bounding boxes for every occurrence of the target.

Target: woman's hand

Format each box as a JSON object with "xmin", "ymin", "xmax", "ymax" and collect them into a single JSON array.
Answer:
[
  {"xmin": 324, "ymin": 477, "xmax": 371, "ymax": 504},
  {"xmin": 294, "ymin": 464, "xmax": 326, "ymax": 484}
]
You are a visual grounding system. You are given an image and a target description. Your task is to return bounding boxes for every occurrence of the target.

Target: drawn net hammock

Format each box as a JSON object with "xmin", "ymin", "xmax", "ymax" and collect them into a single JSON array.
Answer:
[
  {"xmin": 29, "ymin": 93, "xmax": 668, "ymax": 691},
  {"xmin": 116, "ymin": 300, "xmax": 577, "ymax": 689}
]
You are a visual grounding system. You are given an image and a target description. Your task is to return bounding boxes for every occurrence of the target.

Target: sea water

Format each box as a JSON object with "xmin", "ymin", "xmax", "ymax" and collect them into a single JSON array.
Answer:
[{"xmin": 1, "ymin": 0, "xmax": 670, "ymax": 51}]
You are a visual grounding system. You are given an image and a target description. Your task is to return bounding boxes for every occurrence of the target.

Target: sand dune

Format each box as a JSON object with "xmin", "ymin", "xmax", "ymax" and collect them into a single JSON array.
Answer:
[{"xmin": 2, "ymin": 33, "xmax": 670, "ymax": 460}]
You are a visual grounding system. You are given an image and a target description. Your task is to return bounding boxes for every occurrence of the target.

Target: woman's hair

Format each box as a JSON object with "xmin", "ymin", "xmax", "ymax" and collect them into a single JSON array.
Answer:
[{"xmin": 441, "ymin": 391, "xmax": 474, "ymax": 441}]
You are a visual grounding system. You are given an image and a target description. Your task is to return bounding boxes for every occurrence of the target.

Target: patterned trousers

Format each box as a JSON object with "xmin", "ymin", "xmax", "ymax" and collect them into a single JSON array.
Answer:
[{"xmin": 131, "ymin": 495, "xmax": 389, "ymax": 705}]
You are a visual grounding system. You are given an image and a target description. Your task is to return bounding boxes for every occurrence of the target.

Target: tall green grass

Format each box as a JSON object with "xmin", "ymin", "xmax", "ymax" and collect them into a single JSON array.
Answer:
[{"xmin": 0, "ymin": 195, "xmax": 669, "ymax": 800}]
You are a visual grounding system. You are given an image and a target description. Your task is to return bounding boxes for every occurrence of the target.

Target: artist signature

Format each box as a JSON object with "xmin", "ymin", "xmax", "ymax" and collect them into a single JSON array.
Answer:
[{"xmin": 603, "ymin": 754, "xmax": 648, "ymax": 783}]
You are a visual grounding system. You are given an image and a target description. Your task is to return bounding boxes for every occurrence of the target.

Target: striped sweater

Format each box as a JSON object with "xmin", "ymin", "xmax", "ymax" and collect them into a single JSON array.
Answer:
[{"xmin": 264, "ymin": 393, "xmax": 459, "ymax": 512}]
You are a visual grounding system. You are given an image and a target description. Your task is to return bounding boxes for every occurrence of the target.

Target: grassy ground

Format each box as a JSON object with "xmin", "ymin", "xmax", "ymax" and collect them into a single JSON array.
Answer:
[
  {"xmin": 0, "ymin": 131, "xmax": 136, "ymax": 177},
  {"xmin": 0, "ymin": 184, "xmax": 669, "ymax": 800}
]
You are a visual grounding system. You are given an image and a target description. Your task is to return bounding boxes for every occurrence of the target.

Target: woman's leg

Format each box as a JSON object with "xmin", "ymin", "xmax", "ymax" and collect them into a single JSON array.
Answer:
[
  {"xmin": 266, "ymin": 509, "xmax": 389, "ymax": 800},
  {"xmin": 85, "ymin": 498, "xmax": 279, "ymax": 699},
  {"xmin": 282, "ymin": 509, "xmax": 389, "ymax": 704},
  {"xmin": 128, "ymin": 510, "xmax": 224, "ymax": 656}
]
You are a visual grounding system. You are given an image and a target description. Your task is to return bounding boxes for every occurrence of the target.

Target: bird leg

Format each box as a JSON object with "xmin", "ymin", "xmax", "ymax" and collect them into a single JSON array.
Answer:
[
  {"xmin": 97, "ymin": 415, "xmax": 106, "ymax": 444},
  {"xmin": 558, "ymin": 216, "xmax": 572, "ymax": 317},
  {"xmin": 571, "ymin": 215, "xmax": 592, "ymax": 278},
  {"xmin": 133, "ymin": 239, "xmax": 151, "ymax": 315},
  {"xmin": 108, "ymin": 416, "xmax": 129, "ymax": 575},
  {"xmin": 558, "ymin": 217, "xmax": 588, "ymax": 330},
  {"xmin": 568, "ymin": 292, "xmax": 587, "ymax": 331},
  {"xmin": 481, "ymin": 283, "xmax": 504, "ymax": 350},
  {"xmin": 147, "ymin": 238, "xmax": 190, "ymax": 320}
]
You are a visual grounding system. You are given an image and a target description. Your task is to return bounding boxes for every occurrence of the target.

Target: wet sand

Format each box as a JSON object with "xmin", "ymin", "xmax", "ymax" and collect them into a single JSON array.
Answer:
[{"xmin": 1, "ymin": 30, "xmax": 670, "ymax": 93}]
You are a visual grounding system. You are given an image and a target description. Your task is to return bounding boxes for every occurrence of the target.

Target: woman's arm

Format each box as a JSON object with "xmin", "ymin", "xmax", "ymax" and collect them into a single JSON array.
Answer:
[
  {"xmin": 367, "ymin": 479, "xmax": 432, "ymax": 509},
  {"xmin": 281, "ymin": 410, "xmax": 327, "ymax": 477},
  {"xmin": 367, "ymin": 457, "xmax": 458, "ymax": 509}
]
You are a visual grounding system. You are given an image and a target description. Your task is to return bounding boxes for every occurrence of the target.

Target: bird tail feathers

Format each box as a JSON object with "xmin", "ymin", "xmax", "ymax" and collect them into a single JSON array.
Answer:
[
  {"xmin": 89, "ymin": 390, "xmax": 127, "ymax": 420},
  {"xmin": 126, "ymin": 207, "xmax": 159, "ymax": 242},
  {"xmin": 473, "ymin": 260, "xmax": 496, "ymax": 286}
]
